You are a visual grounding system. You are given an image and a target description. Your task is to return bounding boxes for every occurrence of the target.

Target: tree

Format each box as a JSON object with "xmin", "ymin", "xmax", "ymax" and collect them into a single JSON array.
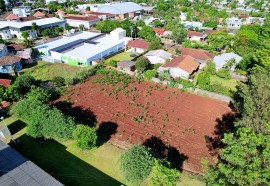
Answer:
[
  {"xmin": 0, "ymin": 85, "xmax": 5, "ymax": 101},
  {"xmin": 204, "ymin": 61, "xmax": 216, "ymax": 75},
  {"xmin": 171, "ymin": 26, "xmax": 187, "ymax": 44},
  {"xmin": 138, "ymin": 26, "xmax": 156, "ymax": 42},
  {"xmin": 24, "ymin": 39, "xmax": 34, "ymax": 48},
  {"xmin": 144, "ymin": 69, "xmax": 156, "ymax": 80},
  {"xmin": 207, "ymin": 31, "xmax": 233, "ymax": 51},
  {"xmin": 216, "ymin": 68, "xmax": 231, "ymax": 79},
  {"xmin": 120, "ymin": 145, "xmax": 154, "ymax": 184},
  {"xmin": 26, "ymin": 86, "xmax": 51, "ymax": 103},
  {"xmin": 148, "ymin": 40, "xmax": 162, "ymax": 50},
  {"xmin": 65, "ymin": 23, "xmax": 72, "ymax": 31},
  {"xmin": 54, "ymin": 26, "xmax": 63, "ymax": 35},
  {"xmin": 73, "ymin": 125, "xmax": 97, "ymax": 150},
  {"xmin": 79, "ymin": 24, "xmax": 85, "ymax": 31},
  {"xmin": 85, "ymin": 6, "xmax": 90, "ymax": 11},
  {"xmin": 21, "ymin": 31, "xmax": 29, "ymax": 40},
  {"xmin": 41, "ymin": 29, "xmax": 51, "ymax": 37},
  {"xmin": 235, "ymin": 67, "xmax": 270, "ymax": 134},
  {"xmin": 205, "ymin": 127, "xmax": 270, "ymax": 186},
  {"xmin": 12, "ymin": 99, "xmax": 76, "ymax": 139},
  {"xmin": 31, "ymin": 22, "xmax": 39, "ymax": 34},
  {"xmin": 135, "ymin": 57, "xmax": 150, "ymax": 73},
  {"xmin": 150, "ymin": 160, "xmax": 180, "ymax": 186},
  {"xmin": 152, "ymin": 19, "xmax": 163, "ymax": 28},
  {"xmin": 196, "ymin": 72, "xmax": 210, "ymax": 88},
  {"xmin": 0, "ymin": 0, "xmax": 6, "ymax": 12},
  {"xmin": 203, "ymin": 21, "xmax": 218, "ymax": 29},
  {"xmin": 106, "ymin": 59, "xmax": 117, "ymax": 67},
  {"xmin": 136, "ymin": 19, "xmax": 145, "ymax": 27}
]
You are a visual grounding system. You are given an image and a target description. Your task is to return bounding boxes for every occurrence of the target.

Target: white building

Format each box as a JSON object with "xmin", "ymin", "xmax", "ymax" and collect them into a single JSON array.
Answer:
[
  {"xmin": 226, "ymin": 17, "xmax": 243, "ymax": 28},
  {"xmin": 12, "ymin": 6, "xmax": 31, "ymax": 17},
  {"xmin": 45, "ymin": 0, "xmax": 67, "ymax": 5},
  {"xmin": 0, "ymin": 17, "xmax": 66, "ymax": 40},
  {"xmin": 213, "ymin": 52, "xmax": 242, "ymax": 71},
  {"xmin": 144, "ymin": 50, "xmax": 173, "ymax": 65},
  {"xmin": 66, "ymin": 14, "xmax": 100, "ymax": 29},
  {"xmin": 180, "ymin": 12, "xmax": 187, "ymax": 21},
  {"xmin": 34, "ymin": 28, "xmax": 132, "ymax": 66},
  {"xmin": 182, "ymin": 21, "xmax": 203, "ymax": 29}
]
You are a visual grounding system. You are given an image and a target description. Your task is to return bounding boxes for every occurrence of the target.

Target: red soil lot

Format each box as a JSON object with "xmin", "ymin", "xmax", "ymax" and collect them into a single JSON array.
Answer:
[{"xmin": 59, "ymin": 75, "xmax": 232, "ymax": 173}]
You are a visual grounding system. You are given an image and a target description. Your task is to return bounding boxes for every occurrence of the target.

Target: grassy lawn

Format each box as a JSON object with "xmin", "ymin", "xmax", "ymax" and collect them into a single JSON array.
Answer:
[
  {"xmin": 3, "ymin": 116, "xmax": 205, "ymax": 186},
  {"xmin": 105, "ymin": 52, "xmax": 135, "ymax": 63},
  {"xmin": 20, "ymin": 61, "xmax": 81, "ymax": 81},
  {"xmin": 210, "ymin": 75, "xmax": 239, "ymax": 91}
]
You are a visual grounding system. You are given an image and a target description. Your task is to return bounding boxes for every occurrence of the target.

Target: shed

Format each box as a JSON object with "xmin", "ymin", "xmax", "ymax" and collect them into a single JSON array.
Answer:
[{"xmin": 117, "ymin": 60, "xmax": 135, "ymax": 73}]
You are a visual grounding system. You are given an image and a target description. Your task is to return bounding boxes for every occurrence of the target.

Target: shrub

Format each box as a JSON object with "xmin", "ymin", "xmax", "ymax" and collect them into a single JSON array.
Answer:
[
  {"xmin": 0, "ymin": 85, "xmax": 5, "ymax": 101},
  {"xmin": 175, "ymin": 78, "xmax": 193, "ymax": 88},
  {"xmin": 205, "ymin": 61, "xmax": 216, "ymax": 75},
  {"xmin": 106, "ymin": 59, "xmax": 118, "ymax": 67},
  {"xmin": 150, "ymin": 160, "xmax": 180, "ymax": 186},
  {"xmin": 216, "ymin": 68, "xmax": 231, "ymax": 79},
  {"xmin": 196, "ymin": 72, "xmax": 210, "ymax": 88},
  {"xmin": 26, "ymin": 86, "xmax": 51, "ymax": 103},
  {"xmin": 154, "ymin": 63, "xmax": 162, "ymax": 70},
  {"xmin": 3, "ymin": 84, "xmax": 22, "ymax": 101},
  {"xmin": 12, "ymin": 99, "xmax": 76, "ymax": 139},
  {"xmin": 73, "ymin": 125, "xmax": 97, "ymax": 150},
  {"xmin": 135, "ymin": 57, "xmax": 150, "ymax": 73},
  {"xmin": 207, "ymin": 82, "xmax": 231, "ymax": 96},
  {"xmin": 158, "ymin": 70, "xmax": 171, "ymax": 81},
  {"xmin": 52, "ymin": 76, "xmax": 65, "ymax": 87},
  {"xmin": 120, "ymin": 145, "xmax": 154, "ymax": 184},
  {"xmin": 144, "ymin": 69, "xmax": 157, "ymax": 80}
]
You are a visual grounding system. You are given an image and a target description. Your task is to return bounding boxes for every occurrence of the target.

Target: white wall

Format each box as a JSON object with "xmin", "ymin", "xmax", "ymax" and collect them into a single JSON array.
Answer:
[
  {"xmin": 146, "ymin": 56, "xmax": 166, "ymax": 64},
  {"xmin": 130, "ymin": 47, "xmax": 145, "ymax": 54},
  {"xmin": 189, "ymin": 36, "xmax": 201, "ymax": 41},
  {"xmin": 169, "ymin": 68, "xmax": 190, "ymax": 79},
  {"xmin": 66, "ymin": 19, "xmax": 99, "ymax": 29}
]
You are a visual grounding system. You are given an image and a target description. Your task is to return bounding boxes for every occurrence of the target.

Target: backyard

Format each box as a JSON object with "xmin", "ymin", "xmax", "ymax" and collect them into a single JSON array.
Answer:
[
  {"xmin": 104, "ymin": 52, "xmax": 136, "ymax": 63},
  {"xmin": 4, "ymin": 116, "xmax": 205, "ymax": 186},
  {"xmin": 20, "ymin": 61, "xmax": 81, "ymax": 81}
]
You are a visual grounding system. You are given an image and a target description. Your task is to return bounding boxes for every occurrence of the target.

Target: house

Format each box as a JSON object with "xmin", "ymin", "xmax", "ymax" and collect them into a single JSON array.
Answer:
[
  {"xmin": 157, "ymin": 55, "xmax": 200, "ymax": 79},
  {"xmin": 66, "ymin": 14, "xmax": 100, "ymax": 29},
  {"xmin": 0, "ymin": 44, "xmax": 8, "ymax": 57},
  {"xmin": 0, "ymin": 141, "xmax": 63, "ymax": 185},
  {"xmin": 0, "ymin": 17, "xmax": 66, "ymax": 40},
  {"xmin": 213, "ymin": 52, "xmax": 242, "ymax": 71},
  {"xmin": 12, "ymin": 6, "xmax": 31, "ymax": 17},
  {"xmin": 127, "ymin": 39, "xmax": 150, "ymax": 53},
  {"xmin": 82, "ymin": 11, "xmax": 115, "ymax": 20},
  {"xmin": 7, "ymin": 44, "xmax": 25, "ymax": 53},
  {"xmin": 153, "ymin": 28, "xmax": 165, "ymax": 37},
  {"xmin": 180, "ymin": 12, "xmax": 187, "ymax": 21},
  {"xmin": 226, "ymin": 17, "xmax": 243, "ymax": 29},
  {"xmin": 187, "ymin": 31, "xmax": 207, "ymax": 41},
  {"xmin": 0, "ymin": 79, "xmax": 11, "ymax": 88},
  {"xmin": 144, "ymin": 50, "xmax": 173, "ymax": 65},
  {"xmin": 5, "ymin": 13, "xmax": 19, "ymax": 21},
  {"xmin": 96, "ymin": 2, "xmax": 143, "ymax": 20},
  {"xmin": 0, "ymin": 55, "xmax": 22, "ymax": 74},
  {"xmin": 33, "ymin": 11, "xmax": 46, "ymax": 18},
  {"xmin": 55, "ymin": 9, "xmax": 66, "ymax": 19},
  {"xmin": 34, "ymin": 28, "xmax": 132, "ymax": 66},
  {"xmin": 182, "ymin": 21, "xmax": 203, "ymax": 29},
  {"xmin": 17, "ymin": 48, "xmax": 33, "ymax": 64},
  {"xmin": 117, "ymin": 60, "xmax": 136, "ymax": 74},
  {"xmin": 179, "ymin": 47, "xmax": 215, "ymax": 67}
]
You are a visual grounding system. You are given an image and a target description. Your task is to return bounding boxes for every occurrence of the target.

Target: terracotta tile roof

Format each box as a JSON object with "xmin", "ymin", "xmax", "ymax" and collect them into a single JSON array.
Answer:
[
  {"xmin": 0, "ymin": 56, "xmax": 21, "ymax": 66},
  {"xmin": 179, "ymin": 47, "xmax": 215, "ymax": 61},
  {"xmin": 153, "ymin": 28, "xmax": 165, "ymax": 35},
  {"xmin": 162, "ymin": 55, "xmax": 199, "ymax": 74},
  {"xmin": 0, "ymin": 79, "xmax": 11, "ymax": 88},
  {"xmin": 56, "ymin": 10, "xmax": 65, "ymax": 14},
  {"xmin": 6, "ymin": 13, "xmax": 19, "ymax": 20},
  {"xmin": 33, "ymin": 11, "xmax": 46, "ymax": 18},
  {"xmin": 8, "ymin": 44, "xmax": 25, "ymax": 51},
  {"xmin": 66, "ymin": 14, "xmax": 100, "ymax": 21},
  {"xmin": 127, "ymin": 39, "xmax": 150, "ymax": 49},
  {"xmin": 187, "ymin": 31, "xmax": 206, "ymax": 37},
  {"xmin": 83, "ymin": 11, "xmax": 115, "ymax": 17}
]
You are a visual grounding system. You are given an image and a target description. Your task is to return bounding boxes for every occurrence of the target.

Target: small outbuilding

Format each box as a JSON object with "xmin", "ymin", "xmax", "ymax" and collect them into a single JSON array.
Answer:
[
  {"xmin": 213, "ymin": 52, "xmax": 242, "ymax": 71},
  {"xmin": 117, "ymin": 60, "xmax": 136, "ymax": 74}
]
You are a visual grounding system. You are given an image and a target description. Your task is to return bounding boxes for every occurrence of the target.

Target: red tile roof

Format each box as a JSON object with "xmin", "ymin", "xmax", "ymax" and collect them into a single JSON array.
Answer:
[
  {"xmin": 179, "ymin": 47, "xmax": 215, "ymax": 61},
  {"xmin": 66, "ymin": 14, "xmax": 100, "ymax": 21},
  {"xmin": 33, "ymin": 11, "xmax": 45, "ymax": 18},
  {"xmin": 56, "ymin": 9, "xmax": 65, "ymax": 14},
  {"xmin": 187, "ymin": 31, "xmax": 205, "ymax": 37},
  {"xmin": 6, "ymin": 13, "xmax": 19, "ymax": 20},
  {"xmin": 0, "ymin": 79, "xmax": 11, "ymax": 88},
  {"xmin": 127, "ymin": 39, "xmax": 150, "ymax": 50},
  {"xmin": 0, "ymin": 101, "xmax": 10, "ymax": 109},
  {"xmin": 153, "ymin": 28, "xmax": 165, "ymax": 35},
  {"xmin": 83, "ymin": 11, "xmax": 115, "ymax": 17},
  {"xmin": 163, "ymin": 55, "xmax": 199, "ymax": 74},
  {"xmin": 8, "ymin": 44, "xmax": 25, "ymax": 51}
]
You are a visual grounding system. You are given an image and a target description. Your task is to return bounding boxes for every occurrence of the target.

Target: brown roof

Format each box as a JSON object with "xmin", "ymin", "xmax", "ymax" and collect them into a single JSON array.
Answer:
[
  {"xmin": 6, "ymin": 13, "xmax": 19, "ymax": 20},
  {"xmin": 163, "ymin": 55, "xmax": 199, "ymax": 74},
  {"xmin": 8, "ymin": 44, "xmax": 25, "ymax": 51},
  {"xmin": 33, "ymin": 11, "xmax": 45, "ymax": 18},
  {"xmin": 153, "ymin": 28, "xmax": 165, "ymax": 35},
  {"xmin": 0, "ymin": 79, "xmax": 11, "ymax": 88},
  {"xmin": 0, "ymin": 56, "xmax": 21, "ymax": 66},
  {"xmin": 66, "ymin": 14, "xmax": 100, "ymax": 21},
  {"xmin": 56, "ymin": 9, "xmax": 65, "ymax": 14},
  {"xmin": 179, "ymin": 47, "xmax": 215, "ymax": 61},
  {"xmin": 187, "ymin": 31, "xmax": 206, "ymax": 37},
  {"xmin": 204, "ymin": 29, "xmax": 218, "ymax": 35},
  {"xmin": 127, "ymin": 39, "xmax": 150, "ymax": 50},
  {"xmin": 83, "ymin": 11, "xmax": 115, "ymax": 17}
]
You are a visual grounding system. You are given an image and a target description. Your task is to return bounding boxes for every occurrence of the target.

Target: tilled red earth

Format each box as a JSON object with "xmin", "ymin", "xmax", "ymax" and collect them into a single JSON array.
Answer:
[{"xmin": 57, "ymin": 75, "xmax": 232, "ymax": 173}]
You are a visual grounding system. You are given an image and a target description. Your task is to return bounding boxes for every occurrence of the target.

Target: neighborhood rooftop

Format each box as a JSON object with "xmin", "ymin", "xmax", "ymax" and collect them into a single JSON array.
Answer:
[{"xmin": 96, "ymin": 2, "xmax": 142, "ymax": 14}]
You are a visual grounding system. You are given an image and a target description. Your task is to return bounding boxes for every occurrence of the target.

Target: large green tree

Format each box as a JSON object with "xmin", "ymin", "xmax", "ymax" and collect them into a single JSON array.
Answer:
[{"xmin": 138, "ymin": 25, "xmax": 156, "ymax": 42}]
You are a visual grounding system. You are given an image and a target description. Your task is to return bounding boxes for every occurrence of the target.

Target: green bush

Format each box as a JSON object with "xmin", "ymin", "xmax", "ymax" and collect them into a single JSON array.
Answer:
[
  {"xmin": 0, "ymin": 85, "xmax": 5, "ymax": 101},
  {"xmin": 206, "ymin": 82, "xmax": 232, "ymax": 96},
  {"xmin": 135, "ymin": 57, "xmax": 150, "ymax": 73},
  {"xmin": 196, "ymin": 72, "xmax": 210, "ymax": 88},
  {"xmin": 52, "ymin": 76, "xmax": 65, "ymax": 87},
  {"xmin": 12, "ymin": 99, "xmax": 76, "ymax": 139},
  {"xmin": 175, "ymin": 78, "xmax": 193, "ymax": 88},
  {"xmin": 144, "ymin": 69, "xmax": 157, "ymax": 80},
  {"xmin": 3, "ymin": 84, "xmax": 22, "ymax": 101},
  {"xmin": 73, "ymin": 125, "xmax": 97, "ymax": 150},
  {"xmin": 158, "ymin": 70, "xmax": 171, "ymax": 81},
  {"xmin": 26, "ymin": 86, "xmax": 51, "ymax": 103},
  {"xmin": 150, "ymin": 160, "xmax": 180, "ymax": 186},
  {"xmin": 120, "ymin": 145, "xmax": 154, "ymax": 184},
  {"xmin": 205, "ymin": 61, "xmax": 216, "ymax": 75},
  {"xmin": 106, "ymin": 59, "xmax": 118, "ymax": 67},
  {"xmin": 216, "ymin": 68, "xmax": 231, "ymax": 79},
  {"xmin": 154, "ymin": 63, "xmax": 162, "ymax": 70}
]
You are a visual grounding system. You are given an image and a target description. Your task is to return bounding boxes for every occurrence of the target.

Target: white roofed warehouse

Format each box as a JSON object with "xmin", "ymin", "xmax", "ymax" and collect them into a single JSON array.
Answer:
[
  {"xmin": 34, "ymin": 28, "xmax": 132, "ymax": 67},
  {"xmin": 96, "ymin": 2, "xmax": 143, "ymax": 20}
]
